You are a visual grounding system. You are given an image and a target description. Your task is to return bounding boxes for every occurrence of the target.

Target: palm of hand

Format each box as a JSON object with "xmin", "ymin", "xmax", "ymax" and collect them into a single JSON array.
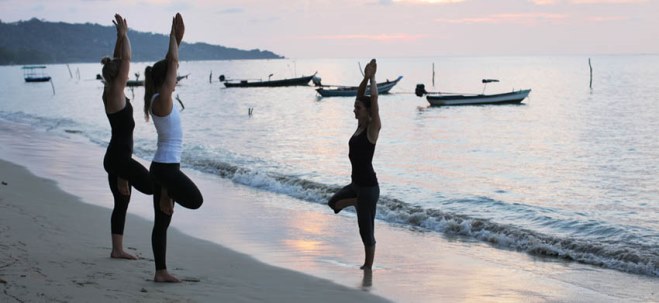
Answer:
[
  {"xmin": 364, "ymin": 61, "xmax": 377, "ymax": 77},
  {"xmin": 173, "ymin": 13, "xmax": 185, "ymax": 45},
  {"xmin": 113, "ymin": 15, "xmax": 127, "ymax": 36}
]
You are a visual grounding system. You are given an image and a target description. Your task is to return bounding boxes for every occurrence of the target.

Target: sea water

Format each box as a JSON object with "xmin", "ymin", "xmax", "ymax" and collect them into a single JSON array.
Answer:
[{"xmin": 0, "ymin": 55, "xmax": 657, "ymax": 278}]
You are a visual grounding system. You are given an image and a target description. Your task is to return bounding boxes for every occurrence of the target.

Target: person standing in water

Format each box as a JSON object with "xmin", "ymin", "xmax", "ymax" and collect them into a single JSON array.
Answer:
[
  {"xmin": 143, "ymin": 13, "xmax": 203, "ymax": 283},
  {"xmin": 328, "ymin": 59, "xmax": 381, "ymax": 270},
  {"xmin": 101, "ymin": 14, "xmax": 153, "ymax": 260}
]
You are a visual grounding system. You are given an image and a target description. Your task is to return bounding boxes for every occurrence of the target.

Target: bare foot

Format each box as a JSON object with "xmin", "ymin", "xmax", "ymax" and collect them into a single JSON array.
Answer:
[
  {"xmin": 160, "ymin": 197, "xmax": 174, "ymax": 215},
  {"xmin": 117, "ymin": 177, "xmax": 130, "ymax": 196},
  {"xmin": 111, "ymin": 235, "xmax": 137, "ymax": 260},
  {"xmin": 154, "ymin": 270, "xmax": 181, "ymax": 283},
  {"xmin": 111, "ymin": 250, "xmax": 138, "ymax": 260},
  {"xmin": 159, "ymin": 188, "xmax": 174, "ymax": 215},
  {"xmin": 159, "ymin": 198, "xmax": 174, "ymax": 216}
]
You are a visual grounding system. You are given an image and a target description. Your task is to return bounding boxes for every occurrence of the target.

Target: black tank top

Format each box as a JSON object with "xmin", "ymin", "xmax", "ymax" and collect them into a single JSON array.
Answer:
[
  {"xmin": 349, "ymin": 128, "xmax": 378, "ymax": 186},
  {"xmin": 106, "ymin": 98, "xmax": 135, "ymax": 157}
]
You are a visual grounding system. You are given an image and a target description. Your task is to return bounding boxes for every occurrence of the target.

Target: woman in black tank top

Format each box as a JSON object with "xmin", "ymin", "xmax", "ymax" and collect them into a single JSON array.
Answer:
[
  {"xmin": 101, "ymin": 14, "xmax": 153, "ymax": 260},
  {"xmin": 328, "ymin": 59, "xmax": 382, "ymax": 270}
]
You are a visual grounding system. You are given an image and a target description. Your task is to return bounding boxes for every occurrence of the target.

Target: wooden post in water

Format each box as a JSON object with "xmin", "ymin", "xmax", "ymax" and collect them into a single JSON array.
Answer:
[
  {"xmin": 588, "ymin": 58, "xmax": 593, "ymax": 89},
  {"xmin": 432, "ymin": 62, "xmax": 435, "ymax": 88}
]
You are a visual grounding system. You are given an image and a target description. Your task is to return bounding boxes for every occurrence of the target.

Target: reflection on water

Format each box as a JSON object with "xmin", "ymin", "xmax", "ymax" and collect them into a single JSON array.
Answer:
[{"xmin": 361, "ymin": 268, "xmax": 373, "ymax": 291}]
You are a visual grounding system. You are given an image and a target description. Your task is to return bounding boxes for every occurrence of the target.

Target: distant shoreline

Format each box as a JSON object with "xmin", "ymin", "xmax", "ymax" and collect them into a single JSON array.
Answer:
[{"xmin": 0, "ymin": 18, "xmax": 284, "ymax": 65}]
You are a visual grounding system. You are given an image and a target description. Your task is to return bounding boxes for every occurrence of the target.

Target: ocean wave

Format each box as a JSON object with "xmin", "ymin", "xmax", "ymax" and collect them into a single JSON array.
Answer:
[
  {"xmin": 0, "ymin": 111, "xmax": 78, "ymax": 131},
  {"xmin": 6, "ymin": 112, "xmax": 655, "ymax": 278},
  {"xmin": 181, "ymin": 155, "xmax": 659, "ymax": 277}
]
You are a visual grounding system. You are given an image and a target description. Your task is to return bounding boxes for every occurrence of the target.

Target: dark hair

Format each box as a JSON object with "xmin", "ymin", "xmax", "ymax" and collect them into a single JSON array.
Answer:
[
  {"xmin": 357, "ymin": 95, "xmax": 372, "ymax": 109},
  {"xmin": 100, "ymin": 56, "xmax": 120, "ymax": 82},
  {"xmin": 143, "ymin": 59, "xmax": 168, "ymax": 121}
]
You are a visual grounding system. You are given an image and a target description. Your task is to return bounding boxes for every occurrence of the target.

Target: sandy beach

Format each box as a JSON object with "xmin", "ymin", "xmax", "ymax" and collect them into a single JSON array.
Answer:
[
  {"xmin": 0, "ymin": 158, "xmax": 391, "ymax": 303},
  {"xmin": 0, "ymin": 120, "xmax": 657, "ymax": 303}
]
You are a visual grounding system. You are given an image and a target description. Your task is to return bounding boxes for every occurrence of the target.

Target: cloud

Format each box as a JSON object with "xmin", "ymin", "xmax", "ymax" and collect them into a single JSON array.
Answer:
[
  {"xmin": 572, "ymin": 0, "xmax": 647, "ymax": 3},
  {"xmin": 585, "ymin": 15, "xmax": 627, "ymax": 21},
  {"xmin": 310, "ymin": 33, "xmax": 428, "ymax": 42},
  {"xmin": 218, "ymin": 7, "xmax": 244, "ymax": 14},
  {"xmin": 395, "ymin": 0, "xmax": 465, "ymax": 3},
  {"xmin": 393, "ymin": 0, "xmax": 465, "ymax": 3},
  {"xmin": 435, "ymin": 13, "xmax": 568, "ymax": 24},
  {"xmin": 530, "ymin": 0, "xmax": 647, "ymax": 4}
]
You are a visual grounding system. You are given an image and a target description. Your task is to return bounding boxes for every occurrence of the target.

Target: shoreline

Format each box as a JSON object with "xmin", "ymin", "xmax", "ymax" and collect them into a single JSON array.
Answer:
[
  {"xmin": 0, "ymin": 159, "xmax": 390, "ymax": 302},
  {"xmin": 0, "ymin": 120, "xmax": 657, "ymax": 302}
]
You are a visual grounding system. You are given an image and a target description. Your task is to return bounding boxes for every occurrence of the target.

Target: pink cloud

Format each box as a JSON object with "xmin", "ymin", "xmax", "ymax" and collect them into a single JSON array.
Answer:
[
  {"xmin": 392, "ymin": 0, "xmax": 466, "ymax": 3},
  {"xmin": 585, "ymin": 15, "xmax": 628, "ymax": 21},
  {"xmin": 309, "ymin": 34, "xmax": 428, "ymax": 42},
  {"xmin": 531, "ymin": 0, "xmax": 647, "ymax": 4},
  {"xmin": 435, "ymin": 13, "xmax": 568, "ymax": 24}
]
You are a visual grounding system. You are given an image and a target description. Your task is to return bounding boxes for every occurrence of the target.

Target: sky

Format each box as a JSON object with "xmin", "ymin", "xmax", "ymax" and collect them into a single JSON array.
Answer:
[{"xmin": 1, "ymin": 0, "xmax": 658, "ymax": 59}]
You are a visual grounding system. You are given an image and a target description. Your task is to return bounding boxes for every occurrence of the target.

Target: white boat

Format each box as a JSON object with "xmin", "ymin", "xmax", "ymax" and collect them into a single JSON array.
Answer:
[
  {"xmin": 23, "ymin": 65, "xmax": 51, "ymax": 82},
  {"xmin": 424, "ymin": 89, "xmax": 531, "ymax": 106},
  {"xmin": 315, "ymin": 76, "xmax": 403, "ymax": 97},
  {"xmin": 416, "ymin": 80, "xmax": 531, "ymax": 106}
]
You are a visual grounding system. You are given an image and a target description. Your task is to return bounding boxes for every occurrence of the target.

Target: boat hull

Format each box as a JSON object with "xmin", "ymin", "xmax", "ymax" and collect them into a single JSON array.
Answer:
[
  {"xmin": 223, "ymin": 75, "xmax": 315, "ymax": 88},
  {"xmin": 25, "ymin": 77, "xmax": 52, "ymax": 82},
  {"xmin": 426, "ymin": 89, "xmax": 531, "ymax": 106},
  {"xmin": 316, "ymin": 76, "xmax": 403, "ymax": 97},
  {"xmin": 127, "ymin": 80, "xmax": 144, "ymax": 87}
]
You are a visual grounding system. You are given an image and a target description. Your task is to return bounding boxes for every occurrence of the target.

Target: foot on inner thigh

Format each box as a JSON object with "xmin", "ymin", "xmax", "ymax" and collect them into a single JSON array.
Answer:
[{"xmin": 159, "ymin": 193, "xmax": 174, "ymax": 216}]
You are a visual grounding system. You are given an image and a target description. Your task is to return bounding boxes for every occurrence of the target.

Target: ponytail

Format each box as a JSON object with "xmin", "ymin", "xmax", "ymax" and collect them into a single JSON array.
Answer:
[
  {"xmin": 143, "ymin": 59, "xmax": 169, "ymax": 122},
  {"xmin": 144, "ymin": 66, "xmax": 154, "ymax": 122},
  {"xmin": 100, "ymin": 56, "xmax": 120, "ymax": 82}
]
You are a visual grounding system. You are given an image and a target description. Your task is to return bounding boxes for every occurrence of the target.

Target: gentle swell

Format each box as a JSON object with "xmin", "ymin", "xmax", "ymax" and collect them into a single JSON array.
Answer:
[
  {"xmin": 4, "ymin": 112, "xmax": 657, "ymax": 278},
  {"xmin": 179, "ymin": 155, "xmax": 659, "ymax": 277}
]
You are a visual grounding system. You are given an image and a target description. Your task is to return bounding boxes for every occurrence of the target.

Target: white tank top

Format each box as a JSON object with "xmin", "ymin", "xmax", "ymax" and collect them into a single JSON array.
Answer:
[{"xmin": 150, "ymin": 94, "xmax": 183, "ymax": 163}]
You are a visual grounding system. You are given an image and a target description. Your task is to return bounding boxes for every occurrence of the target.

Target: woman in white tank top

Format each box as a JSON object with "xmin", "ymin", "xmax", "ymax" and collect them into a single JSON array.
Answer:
[{"xmin": 143, "ymin": 13, "xmax": 203, "ymax": 283}]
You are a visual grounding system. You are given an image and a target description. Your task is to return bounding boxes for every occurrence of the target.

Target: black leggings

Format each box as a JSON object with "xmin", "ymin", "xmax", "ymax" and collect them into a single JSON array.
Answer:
[
  {"xmin": 150, "ymin": 162, "xmax": 203, "ymax": 270},
  {"xmin": 328, "ymin": 183, "xmax": 379, "ymax": 247},
  {"xmin": 105, "ymin": 156, "xmax": 154, "ymax": 235}
]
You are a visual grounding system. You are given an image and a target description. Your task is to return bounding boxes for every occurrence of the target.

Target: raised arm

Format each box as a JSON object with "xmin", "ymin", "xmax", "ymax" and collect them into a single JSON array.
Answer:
[
  {"xmin": 113, "ymin": 14, "xmax": 131, "ymax": 85},
  {"xmin": 104, "ymin": 14, "xmax": 130, "ymax": 113},
  {"xmin": 356, "ymin": 66, "xmax": 369, "ymax": 100},
  {"xmin": 365, "ymin": 59, "xmax": 381, "ymax": 143},
  {"xmin": 157, "ymin": 13, "xmax": 184, "ymax": 116}
]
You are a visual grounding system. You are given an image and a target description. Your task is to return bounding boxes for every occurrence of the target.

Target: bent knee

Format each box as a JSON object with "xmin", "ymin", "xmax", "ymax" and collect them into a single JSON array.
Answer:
[{"xmin": 189, "ymin": 195, "xmax": 204, "ymax": 209}]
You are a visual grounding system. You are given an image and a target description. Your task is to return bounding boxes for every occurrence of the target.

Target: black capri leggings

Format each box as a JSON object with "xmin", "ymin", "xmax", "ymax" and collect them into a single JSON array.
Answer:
[
  {"xmin": 104, "ymin": 155, "xmax": 154, "ymax": 235},
  {"xmin": 149, "ymin": 162, "xmax": 203, "ymax": 270},
  {"xmin": 328, "ymin": 183, "xmax": 379, "ymax": 247}
]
